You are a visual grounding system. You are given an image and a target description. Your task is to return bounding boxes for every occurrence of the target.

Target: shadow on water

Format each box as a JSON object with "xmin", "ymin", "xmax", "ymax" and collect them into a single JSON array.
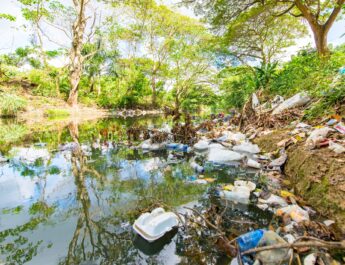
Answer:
[{"xmin": 0, "ymin": 116, "xmax": 274, "ymax": 265}]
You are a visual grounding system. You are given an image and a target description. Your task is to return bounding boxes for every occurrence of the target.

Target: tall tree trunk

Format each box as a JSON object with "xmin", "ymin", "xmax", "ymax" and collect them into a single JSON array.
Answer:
[{"xmin": 67, "ymin": 0, "xmax": 88, "ymax": 107}]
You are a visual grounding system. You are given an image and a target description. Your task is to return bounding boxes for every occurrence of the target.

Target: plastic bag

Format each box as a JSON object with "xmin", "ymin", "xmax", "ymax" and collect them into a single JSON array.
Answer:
[
  {"xmin": 255, "ymin": 231, "xmax": 291, "ymax": 265},
  {"xmin": 233, "ymin": 142, "xmax": 260, "ymax": 154},
  {"xmin": 208, "ymin": 149, "xmax": 244, "ymax": 162},
  {"xmin": 328, "ymin": 141, "xmax": 345, "ymax": 154}
]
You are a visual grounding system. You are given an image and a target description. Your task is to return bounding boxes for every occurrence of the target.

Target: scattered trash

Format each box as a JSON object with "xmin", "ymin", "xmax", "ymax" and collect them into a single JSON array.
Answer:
[
  {"xmin": 334, "ymin": 122, "xmax": 345, "ymax": 134},
  {"xmin": 303, "ymin": 253, "xmax": 317, "ymax": 265},
  {"xmin": 306, "ymin": 127, "xmax": 334, "ymax": 147},
  {"xmin": 254, "ymin": 231, "xmax": 291, "ymax": 264},
  {"xmin": 190, "ymin": 161, "xmax": 204, "ymax": 173},
  {"xmin": 268, "ymin": 150, "xmax": 287, "ymax": 169},
  {"xmin": 271, "ymin": 95, "xmax": 284, "ymax": 109},
  {"xmin": 296, "ymin": 122, "xmax": 311, "ymax": 129},
  {"xmin": 220, "ymin": 186, "xmax": 251, "ymax": 204},
  {"xmin": 246, "ymin": 158, "xmax": 261, "ymax": 169},
  {"xmin": 323, "ymin": 220, "xmax": 335, "ymax": 226},
  {"xmin": 233, "ymin": 142, "xmax": 260, "ymax": 154},
  {"xmin": 133, "ymin": 208, "xmax": 179, "ymax": 242},
  {"xmin": 0, "ymin": 155, "xmax": 8, "ymax": 163},
  {"xmin": 328, "ymin": 141, "xmax": 345, "ymax": 154},
  {"xmin": 167, "ymin": 143, "xmax": 190, "ymax": 152},
  {"xmin": 234, "ymin": 180, "xmax": 256, "ymax": 191},
  {"xmin": 326, "ymin": 119, "xmax": 338, "ymax": 126},
  {"xmin": 237, "ymin": 229, "xmax": 265, "ymax": 252},
  {"xmin": 272, "ymin": 92, "xmax": 311, "ymax": 115},
  {"xmin": 187, "ymin": 176, "xmax": 208, "ymax": 184},
  {"xmin": 193, "ymin": 140, "xmax": 209, "ymax": 151},
  {"xmin": 258, "ymin": 194, "xmax": 288, "ymax": 207},
  {"xmin": 227, "ymin": 132, "xmax": 246, "ymax": 144},
  {"xmin": 208, "ymin": 149, "xmax": 244, "ymax": 163},
  {"xmin": 277, "ymin": 205, "xmax": 309, "ymax": 223}
]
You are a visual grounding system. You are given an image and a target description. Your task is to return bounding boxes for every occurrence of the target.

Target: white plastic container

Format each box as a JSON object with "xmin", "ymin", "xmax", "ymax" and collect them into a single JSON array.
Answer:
[{"xmin": 133, "ymin": 208, "xmax": 179, "ymax": 242}]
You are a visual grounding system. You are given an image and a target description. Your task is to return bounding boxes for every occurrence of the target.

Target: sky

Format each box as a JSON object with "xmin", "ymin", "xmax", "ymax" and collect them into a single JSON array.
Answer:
[{"xmin": 0, "ymin": 0, "xmax": 344, "ymax": 60}]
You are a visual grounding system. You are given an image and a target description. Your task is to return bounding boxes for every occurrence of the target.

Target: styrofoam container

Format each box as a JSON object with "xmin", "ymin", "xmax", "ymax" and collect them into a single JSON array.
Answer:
[{"xmin": 133, "ymin": 208, "xmax": 179, "ymax": 242}]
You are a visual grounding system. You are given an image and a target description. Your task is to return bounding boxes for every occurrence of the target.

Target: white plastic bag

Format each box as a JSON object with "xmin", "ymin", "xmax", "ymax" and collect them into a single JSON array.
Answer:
[
  {"xmin": 208, "ymin": 149, "xmax": 244, "ymax": 162},
  {"xmin": 233, "ymin": 142, "xmax": 260, "ymax": 154}
]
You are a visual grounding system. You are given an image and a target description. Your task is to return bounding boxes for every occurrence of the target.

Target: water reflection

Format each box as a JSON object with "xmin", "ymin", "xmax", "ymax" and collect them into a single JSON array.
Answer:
[{"xmin": 0, "ymin": 116, "xmax": 271, "ymax": 264}]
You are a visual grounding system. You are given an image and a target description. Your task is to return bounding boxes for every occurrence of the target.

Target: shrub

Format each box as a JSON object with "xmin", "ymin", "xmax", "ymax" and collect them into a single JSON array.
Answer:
[{"xmin": 0, "ymin": 94, "xmax": 27, "ymax": 117}]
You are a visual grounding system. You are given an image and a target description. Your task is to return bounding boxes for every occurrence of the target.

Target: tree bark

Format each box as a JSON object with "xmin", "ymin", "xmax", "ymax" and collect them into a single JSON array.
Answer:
[{"xmin": 67, "ymin": 0, "xmax": 88, "ymax": 107}]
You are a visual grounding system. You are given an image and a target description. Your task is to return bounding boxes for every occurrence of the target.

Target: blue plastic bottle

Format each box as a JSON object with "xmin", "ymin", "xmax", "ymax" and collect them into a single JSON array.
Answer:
[{"xmin": 236, "ymin": 229, "xmax": 265, "ymax": 252}]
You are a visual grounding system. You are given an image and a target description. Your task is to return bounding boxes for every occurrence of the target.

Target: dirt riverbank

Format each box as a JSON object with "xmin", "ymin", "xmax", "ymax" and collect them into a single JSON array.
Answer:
[{"xmin": 254, "ymin": 130, "xmax": 345, "ymax": 231}]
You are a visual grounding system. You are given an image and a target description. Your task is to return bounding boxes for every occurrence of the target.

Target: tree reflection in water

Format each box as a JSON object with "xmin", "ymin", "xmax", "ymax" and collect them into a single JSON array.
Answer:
[{"xmin": 61, "ymin": 121, "xmax": 135, "ymax": 265}]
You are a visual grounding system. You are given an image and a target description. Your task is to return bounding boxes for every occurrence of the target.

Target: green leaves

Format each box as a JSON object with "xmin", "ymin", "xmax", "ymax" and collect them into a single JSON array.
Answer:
[{"xmin": 0, "ymin": 13, "xmax": 16, "ymax": 21}]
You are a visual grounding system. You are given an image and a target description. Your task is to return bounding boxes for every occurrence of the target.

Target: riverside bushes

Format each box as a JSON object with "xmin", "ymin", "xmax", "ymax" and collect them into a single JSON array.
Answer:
[{"xmin": 0, "ymin": 93, "xmax": 27, "ymax": 117}]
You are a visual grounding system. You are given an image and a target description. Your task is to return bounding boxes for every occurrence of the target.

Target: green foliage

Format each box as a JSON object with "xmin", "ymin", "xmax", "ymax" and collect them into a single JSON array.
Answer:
[
  {"xmin": 44, "ymin": 109, "xmax": 70, "ymax": 119},
  {"xmin": 0, "ymin": 13, "xmax": 16, "ymax": 21},
  {"xmin": 269, "ymin": 47, "xmax": 345, "ymax": 97},
  {"xmin": 0, "ymin": 94, "xmax": 27, "ymax": 117},
  {"xmin": 219, "ymin": 70, "xmax": 255, "ymax": 109},
  {"xmin": 253, "ymin": 62, "xmax": 278, "ymax": 89}
]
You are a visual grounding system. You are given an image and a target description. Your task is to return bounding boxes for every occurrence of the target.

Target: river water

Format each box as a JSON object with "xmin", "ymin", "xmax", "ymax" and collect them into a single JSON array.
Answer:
[{"xmin": 0, "ymin": 116, "xmax": 272, "ymax": 265}]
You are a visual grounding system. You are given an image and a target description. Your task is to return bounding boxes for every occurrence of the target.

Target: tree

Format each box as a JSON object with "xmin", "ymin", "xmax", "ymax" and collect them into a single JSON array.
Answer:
[
  {"xmin": 167, "ymin": 21, "xmax": 216, "ymax": 112},
  {"xmin": 223, "ymin": 9, "xmax": 307, "ymax": 64},
  {"xmin": 121, "ymin": 1, "xmax": 183, "ymax": 106},
  {"xmin": 185, "ymin": 0, "xmax": 345, "ymax": 57}
]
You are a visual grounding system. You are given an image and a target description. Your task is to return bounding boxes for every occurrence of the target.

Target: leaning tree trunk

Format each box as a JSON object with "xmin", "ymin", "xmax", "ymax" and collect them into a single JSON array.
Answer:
[
  {"xmin": 310, "ymin": 24, "xmax": 330, "ymax": 57},
  {"xmin": 67, "ymin": 0, "xmax": 88, "ymax": 107}
]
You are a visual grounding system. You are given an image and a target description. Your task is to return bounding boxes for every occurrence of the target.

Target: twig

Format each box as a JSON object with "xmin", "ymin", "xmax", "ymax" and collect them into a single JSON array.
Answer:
[{"xmin": 241, "ymin": 239, "xmax": 345, "ymax": 255}]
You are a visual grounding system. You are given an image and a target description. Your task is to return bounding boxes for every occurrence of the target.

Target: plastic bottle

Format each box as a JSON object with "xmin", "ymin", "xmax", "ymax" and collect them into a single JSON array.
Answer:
[
  {"xmin": 236, "ymin": 229, "xmax": 265, "ymax": 252},
  {"xmin": 190, "ymin": 161, "xmax": 204, "ymax": 173}
]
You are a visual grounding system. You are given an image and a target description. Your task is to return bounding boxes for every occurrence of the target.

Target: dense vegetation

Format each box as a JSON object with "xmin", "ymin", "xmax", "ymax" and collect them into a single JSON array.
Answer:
[{"xmin": 0, "ymin": 0, "xmax": 344, "ymax": 118}]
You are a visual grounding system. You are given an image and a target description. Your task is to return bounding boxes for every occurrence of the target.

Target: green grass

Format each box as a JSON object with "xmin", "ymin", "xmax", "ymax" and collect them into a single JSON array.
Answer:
[
  {"xmin": 0, "ymin": 124, "xmax": 28, "ymax": 146},
  {"xmin": 44, "ymin": 109, "xmax": 70, "ymax": 120},
  {"xmin": 0, "ymin": 93, "xmax": 27, "ymax": 117}
]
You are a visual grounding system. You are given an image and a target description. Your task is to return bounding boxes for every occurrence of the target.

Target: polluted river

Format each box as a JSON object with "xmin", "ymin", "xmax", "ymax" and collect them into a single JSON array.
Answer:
[{"xmin": 0, "ymin": 115, "xmax": 343, "ymax": 265}]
